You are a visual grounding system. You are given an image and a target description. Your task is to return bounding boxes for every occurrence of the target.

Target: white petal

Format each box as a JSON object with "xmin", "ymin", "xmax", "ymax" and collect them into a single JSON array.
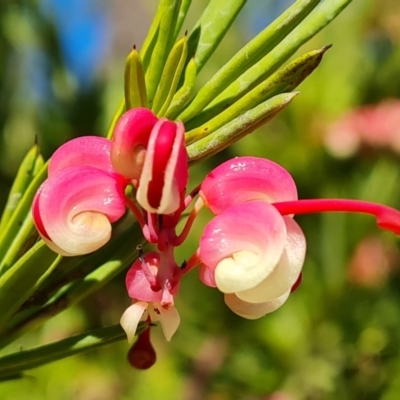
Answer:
[
  {"xmin": 160, "ymin": 307, "xmax": 181, "ymax": 342},
  {"xmin": 235, "ymin": 217, "xmax": 306, "ymax": 303},
  {"xmin": 224, "ymin": 290, "xmax": 290, "ymax": 319},
  {"xmin": 149, "ymin": 303, "xmax": 181, "ymax": 341},
  {"xmin": 120, "ymin": 302, "xmax": 148, "ymax": 343}
]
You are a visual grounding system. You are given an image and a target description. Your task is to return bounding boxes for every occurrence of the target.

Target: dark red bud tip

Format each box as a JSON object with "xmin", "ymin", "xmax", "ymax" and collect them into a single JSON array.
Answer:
[
  {"xmin": 127, "ymin": 328, "xmax": 157, "ymax": 370},
  {"xmin": 290, "ymin": 273, "xmax": 302, "ymax": 293}
]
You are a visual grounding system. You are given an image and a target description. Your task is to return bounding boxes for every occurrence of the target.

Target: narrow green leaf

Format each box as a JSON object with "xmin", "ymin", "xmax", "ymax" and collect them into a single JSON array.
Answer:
[
  {"xmin": 0, "ymin": 214, "xmax": 37, "ymax": 274},
  {"xmin": 106, "ymin": 97, "xmax": 125, "ymax": 140},
  {"xmin": 0, "ymin": 223, "xmax": 143, "ymax": 349},
  {"xmin": 178, "ymin": 0, "xmax": 320, "ymax": 122},
  {"xmin": 172, "ymin": 0, "xmax": 193, "ymax": 41},
  {"xmin": 124, "ymin": 46, "xmax": 148, "ymax": 109},
  {"xmin": 140, "ymin": 1, "xmax": 164, "ymax": 72},
  {"xmin": 0, "ymin": 161, "xmax": 48, "ymax": 270},
  {"xmin": 0, "ymin": 145, "xmax": 43, "ymax": 232},
  {"xmin": 32, "ymin": 220, "xmax": 143, "ymax": 298},
  {"xmin": 187, "ymin": 92, "xmax": 298, "ymax": 163},
  {"xmin": 145, "ymin": 0, "xmax": 182, "ymax": 106},
  {"xmin": 0, "ymin": 323, "xmax": 147, "ymax": 379},
  {"xmin": 0, "ymin": 241, "xmax": 58, "ymax": 332},
  {"xmin": 0, "ymin": 149, "xmax": 47, "ymax": 273},
  {"xmin": 187, "ymin": 0, "xmax": 247, "ymax": 73},
  {"xmin": 106, "ymin": 0, "xmax": 165, "ymax": 141},
  {"xmin": 164, "ymin": 57, "xmax": 197, "ymax": 120},
  {"xmin": 185, "ymin": 46, "xmax": 329, "ymax": 144},
  {"xmin": 153, "ymin": 35, "xmax": 188, "ymax": 116},
  {"xmin": 205, "ymin": 0, "xmax": 353, "ymax": 115}
]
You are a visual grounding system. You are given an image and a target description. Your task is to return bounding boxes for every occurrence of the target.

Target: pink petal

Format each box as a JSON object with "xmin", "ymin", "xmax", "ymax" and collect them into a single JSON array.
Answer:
[
  {"xmin": 236, "ymin": 216, "xmax": 306, "ymax": 302},
  {"xmin": 137, "ymin": 119, "xmax": 188, "ymax": 214},
  {"xmin": 200, "ymin": 156, "xmax": 297, "ymax": 215},
  {"xmin": 126, "ymin": 253, "xmax": 164, "ymax": 303},
  {"xmin": 224, "ymin": 291, "xmax": 290, "ymax": 319},
  {"xmin": 33, "ymin": 166, "xmax": 126, "ymax": 256},
  {"xmin": 111, "ymin": 108, "xmax": 158, "ymax": 179},
  {"xmin": 199, "ymin": 201, "xmax": 287, "ymax": 293},
  {"xmin": 120, "ymin": 302, "xmax": 148, "ymax": 343},
  {"xmin": 49, "ymin": 136, "xmax": 117, "ymax": 176}
]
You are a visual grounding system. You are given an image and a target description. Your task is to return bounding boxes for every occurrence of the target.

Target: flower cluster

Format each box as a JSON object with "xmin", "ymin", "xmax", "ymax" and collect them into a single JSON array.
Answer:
[{"xmin": 32, "ymin": 107, "xmax": 400, "ymax": 368}]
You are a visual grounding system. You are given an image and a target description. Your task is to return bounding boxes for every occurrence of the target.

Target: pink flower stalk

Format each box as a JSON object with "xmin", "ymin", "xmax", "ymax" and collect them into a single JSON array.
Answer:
[{"xmin": 325, "ymin": 99, "xmax": 400, "ymax": 158}]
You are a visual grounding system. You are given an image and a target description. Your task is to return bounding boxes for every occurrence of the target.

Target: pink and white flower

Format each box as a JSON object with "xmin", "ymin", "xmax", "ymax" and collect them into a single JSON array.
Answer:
[
  {"xmin": 198, "ymin": 157, "xmax": 306, "ymax": 318},
  {"xmin": 31, "ymin": 107, "xmax": 400, "ymax": 368}
]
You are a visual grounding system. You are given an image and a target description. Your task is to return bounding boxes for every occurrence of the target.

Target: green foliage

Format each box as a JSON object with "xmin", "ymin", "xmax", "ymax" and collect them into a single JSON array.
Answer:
[{"xmin": 4, "ymin": 0, "xmax": 400, "ymax": 399}]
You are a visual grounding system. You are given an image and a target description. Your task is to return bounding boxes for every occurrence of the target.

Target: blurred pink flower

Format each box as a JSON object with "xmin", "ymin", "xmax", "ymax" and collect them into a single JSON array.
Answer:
[
  {"xmin": 348, "ymin": 236, "xmax": 399, "ymax": 288},
  {"xmin": 325, "ymin": 99, "xmax": 400, "ymax": 157},
  {"xmin": 263, "ymin": 392, "xmax": 296, "ymax": 400}
]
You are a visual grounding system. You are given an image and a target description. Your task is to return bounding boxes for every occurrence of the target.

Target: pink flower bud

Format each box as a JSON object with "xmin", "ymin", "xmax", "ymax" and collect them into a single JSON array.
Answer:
[
  {"xmin": 137, "ymin": 118, "xmax": 188, "ymax": 214},
  {"xmin": 111, "ymin": 107, "xmax": 159, "ymax": 179},
  {"xmin": 33, "ymin": 166, "xmax": 126, "ymax": 256},
  {"xmin": 127, "ymin": 327, "xmax": 157, "ymax": 370},
  {"xmin": 32, "ymin": 136, "xmax": 127, "ymax": 256}
]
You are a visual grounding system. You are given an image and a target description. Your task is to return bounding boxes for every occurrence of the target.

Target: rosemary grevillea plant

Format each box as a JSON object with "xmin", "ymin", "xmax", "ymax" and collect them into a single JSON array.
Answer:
[{"xmin": 0, "ymin": 0, "xmax": 377, "ymax": 376}]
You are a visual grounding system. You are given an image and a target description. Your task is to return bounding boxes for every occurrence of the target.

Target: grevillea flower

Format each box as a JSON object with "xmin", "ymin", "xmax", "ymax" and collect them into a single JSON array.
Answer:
[
  {"xmin": 32, "ymin": 108, "xmax": 188, "ymax": 256},
  {"xmin": 198, "ymin": 157, "xmax": 306, "ymax": 318},
  {"xmin": 197, "ymin": 156, "xmax": 400, "ymax": 319}
]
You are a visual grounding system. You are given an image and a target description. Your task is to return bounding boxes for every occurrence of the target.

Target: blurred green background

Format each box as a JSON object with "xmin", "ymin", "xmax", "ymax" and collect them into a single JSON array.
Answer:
[{"xmin": 2, "ymin": 0, "xmax": 400, "ymax": 399}]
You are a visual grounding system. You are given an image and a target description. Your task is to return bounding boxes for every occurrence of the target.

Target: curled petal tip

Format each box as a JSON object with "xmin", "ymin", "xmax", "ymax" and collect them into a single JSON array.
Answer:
[
  {"xmin": 200, "ymin": 201, "xmax": 287, "ymax": 293},
  {"xmin": 33, "ymin": 166, "xmax": 126, "ymax": 255},
  {"xmin": 235, "ymin": 217, "xmax": 306, "ymax": 303}
]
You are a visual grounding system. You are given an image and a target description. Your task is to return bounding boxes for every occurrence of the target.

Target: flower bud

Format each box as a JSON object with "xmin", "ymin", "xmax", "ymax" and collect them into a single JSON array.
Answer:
[{"xmin": 137, "ymin": 118, "xmax": 188, "ymax": 214}]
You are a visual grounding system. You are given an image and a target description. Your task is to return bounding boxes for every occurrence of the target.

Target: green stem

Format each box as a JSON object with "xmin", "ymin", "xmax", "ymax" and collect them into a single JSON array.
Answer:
[{"xmin": 0, "ymin": 323, "xmax": 147, "ymax": 380}]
